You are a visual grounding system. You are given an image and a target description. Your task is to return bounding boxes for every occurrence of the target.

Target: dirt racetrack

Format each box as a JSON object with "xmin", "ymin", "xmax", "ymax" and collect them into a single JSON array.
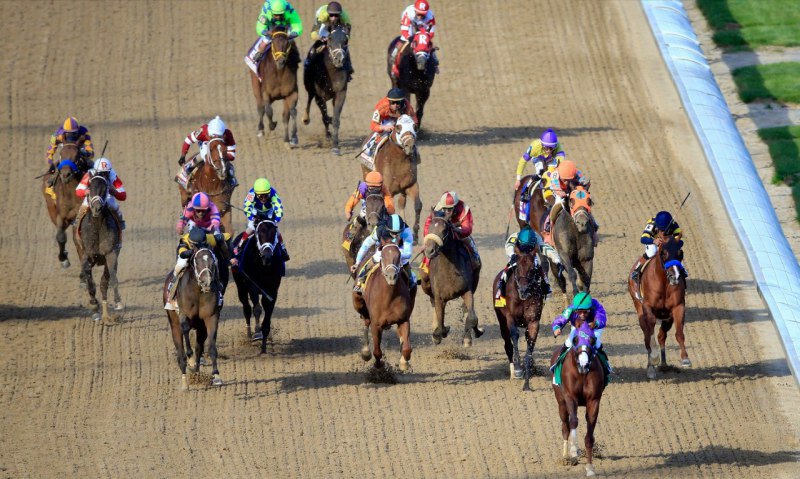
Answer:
[{"xmin": 2, "ymin": 1, "xmax": 799, "ymax": 477}]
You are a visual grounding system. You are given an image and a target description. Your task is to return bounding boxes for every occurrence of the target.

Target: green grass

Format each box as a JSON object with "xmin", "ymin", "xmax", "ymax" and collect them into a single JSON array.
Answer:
[
  {"xmin": 757, "ymin": 126, "xmax": 800, "ymax": 221},
  {"xmin": 696, "ymin": 0, "xmax": 800, "ymax": 49},
  {"xmin": 732, "ymin": 63, "xmax": 800, "ymax": 103}
]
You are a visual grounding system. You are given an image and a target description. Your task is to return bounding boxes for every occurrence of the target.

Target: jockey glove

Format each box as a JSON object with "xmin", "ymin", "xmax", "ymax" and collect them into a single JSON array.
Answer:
[
  {"xmin": 178, "ymin": 155, "xmax": 186, "ymax": 166},
  {"xmin": 214, "ymin": 232, "xmax": 224, "ymax": 243}
]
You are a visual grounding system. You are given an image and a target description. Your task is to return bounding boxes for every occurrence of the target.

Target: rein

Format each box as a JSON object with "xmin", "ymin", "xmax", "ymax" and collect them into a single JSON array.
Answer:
[
  {"xmin": 271, "ymin": 30, "xmax": 289, "ymax": 61},
  {"xmin": 192, "ymin": 247, "xmax": 216, "ymax": 293},
  {"xmin": 380, "ymin": 243, "xmax": 401, "ymax": 277},
  {"xmin": 255, "ymin": 219, "xmax": 278, "ymax": 258},
  {"xmin": 513, "ymin": 255, "xmax": 540, "ymax": 301},
  {"xmin": 89, "ymin": 175, "xmax": 108, "ymax": 211}
]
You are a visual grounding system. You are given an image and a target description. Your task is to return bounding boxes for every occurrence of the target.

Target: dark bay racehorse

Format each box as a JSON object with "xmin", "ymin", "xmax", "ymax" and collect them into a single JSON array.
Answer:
[
  {"xmin": 388, "ymin": 30, "xmax": 436, "ymax": 132},
  {"xmin": 421, "ymin": 216, "xmax": 483, "ymax": 346},
  {"xmin": 550, "ymin": 320, "xmax": 606, "ymax": 477},
  {"xmin": 302, "ymin": 26, "xmax": 349, "ymax": 155},
  {"xmin": 252, "ymin": 27, "xmax": 300, "ymax": 146},
  {"xmin": 43, "ymin": 143, "xmax": 86, "ymax": 268},
  {"xmin": 232, "ymin": 218, "xmax": 285, "ymax": 354},
  {"xmin": 493, "ymin": 245, "xmax": 546, "ymax": 390},
  {"xmin": 352, "ymin": 239, "xmax": 415, "ymax": 370},
  {"xmin": 178, "ymin": 137, "xmax": 235, "ymax": 234},
  {"xmin": 552, "ymin": 187, "xmax": 595, "ymax": 302},
  {"xmin": 627, "ymin": 234, "xmax": 689, "ymax": 379},
  {"xmin": 360, "ymin": 114, "xmax": 422, "ymax": 241},
  {"xmin": 162, "ymin": 246, "xmax": 223, "ymax": 391},
  {"xmin": 75, "ymin": 174, "xmax": 122, "ymax": 323},
  {"xmin": 342, "ymin": 193, "xmax": 387, "ymax": 276}
]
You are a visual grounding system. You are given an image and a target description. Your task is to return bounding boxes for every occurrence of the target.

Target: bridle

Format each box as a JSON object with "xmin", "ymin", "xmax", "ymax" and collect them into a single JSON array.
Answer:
[
  {"xmin": 327, "ymin": 28, "xmax": 347, "ymax": 67},
  {"xmin": 365, "ymin": 193, "xmax": 386, "ymax": 227},
  {"xmin": 513, "ymin": 250, "xmax": 541, "ymax": 301},
  {"xmin": 88, "ymin": 175, "xmax": 108, "ymax": 216},
  {"xmin": 192, "ymin": 247, "xmax": 217, "ymax": 293},
  {"xmin": 271, "ymin": 30, "xmax": 290, "ymax": 61},
  {"xmin": 255, "ymin": 219, "xmax": 278, "ymax": 259},
  {"xmin": 205, "ymin": 137, "xmax": 227, "ymax": 181},
  {"xmin": 380, "ymin": 242, "xmax": 401, "ymax": 282}
]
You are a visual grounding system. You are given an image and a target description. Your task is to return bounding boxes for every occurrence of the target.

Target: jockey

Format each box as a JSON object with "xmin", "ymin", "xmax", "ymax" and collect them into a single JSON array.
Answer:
[
  {"xmin": 423, "ymin": 191, "xmax": 480, "ymax": 269},
  {"xmin": 363, "ymin": 88, "xmax": 418, "ymax": 159},
  {"xmin": 231, "ymin": 177, "xmax": 289, "ymax": 266},
  {"xmin": 46, "ymin": 117, "xmax": 94, "ymax": 187},
  {"xmin": 175, "ymin": 192, "xmax": 222, "ymax": 236},
  {"xmin": 177, "ymin": 116, "xmax": 238, "ymax": 187},
  {"xmin": 549, "ymin": 159, "xmax": 599, "ymax": 243},
  {"xmin": 344, "ymin": 171, "xmax": 396, "ymax": 223},
  {"xmin": 515, "ymin": 128, "xmax": 566, "ymax": 191},
  {"xmin": 390, "ymin": 0, "xmax": 439, "ymax": 78},
  {"xmin": 306, "ymin": 2, "xmax": 354, "ymax": 80},
  {"xmin": 351, "ymin": 214, "xmax": 416, "ymax": 294},
  {"xmin": 493, "ymin": 226, "xmax": 556, "ymax": 308},
  {"xmin": 244, "ymin": 0, "xmax": 303, "ymax": 78},
  {"xmin": 630, "ymin": 210, "xmax": 683, "ymax": 284},
  {"xmin": 75, "ymin": 157, "xmax": 126, "ymax": 230},
  {"xmin": 551, "ymin": 292, "xmax": 612, "ymax": 376},
  {"xmin": 165, "ymin": 225, "xmax": 226, "ymax": 311}
]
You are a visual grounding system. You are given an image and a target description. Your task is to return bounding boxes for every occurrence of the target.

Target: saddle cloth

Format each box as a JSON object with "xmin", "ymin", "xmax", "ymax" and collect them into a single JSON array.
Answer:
[{"xmin": 359, "ymin": 133, "xmax": 390, "ymax": 170}]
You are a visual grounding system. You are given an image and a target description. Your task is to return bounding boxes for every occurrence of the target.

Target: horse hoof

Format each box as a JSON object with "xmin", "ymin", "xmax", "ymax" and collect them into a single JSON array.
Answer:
[
  {"xmin": 211, "ymin": 376, "xmax": 223, "ymax": 387},
  {"xmin": 91, "ymin": 312, "xmax": 101, "ymax": 322},
  {"xmin": 257, "ymin": 130, "xmax": 264, "ymax": 137},
  {"xmin": 431, "ymin": 334, "xmax": 442, "ymax": 345},
  {"xmin": 513, "ymin": 366, "xmax": 524, "ymax": 379},
  {"xmin": 646, "ymin": 365, "xmax": 657, "ymax": 380},
  {"xmin": 113, "ymin": 302, "xmax": 124, "ymax": 311},
  {"xmin": 302, "ymin": 115, "xmax": 310, "ymax": 125},
  {"xmin": 585, "ymin": 464, "xmax": 596, "ymax": 477},
  {"xmin": 463, "ymin": 337, "xmax": 472, "ymax": 348},
  {"xmin": 331, "ymin": 147, "xmax": 340, "ymax": 156},
  {"xmin": 268, "ymin": 122, "xmax": 277, "ymax": 131},
  {"xmin": 260, "ymin": 347, "xmax": 267, "ymax": 355},
  {"xmin": 199, "ymin": 357, "xmax": 208, "ymax": 366},
  {"xmin": 442, "ymin": 326, "xmax": 450, "ymax": 338},
  {"xmin": 181, "ymin": 375, "xmax": 189, "ymax": 392},
  {"xmin": 681, "ymin": 358, "xmax": 692, "ymax": 368},
  {"xmin": 61, "ymin": 259, "xmax": 70, "ymax": 268},
  {"xmin": 473, "ymin": 326, "xmax": 485, "ymax": 338},
  {"xmin": 399, "ymin": 358, "xmax": 409, "ymax": 372},
  {"xmin": 253, "ymin": 331, "xmax": 264, "ymax": 341},
  {"xmin": 360, "ymin": 347, "xmax": 371, "ymax": 362},
  {"xmin": 522, "ymin": 383, "xmax": 531, "ymax": 392}
]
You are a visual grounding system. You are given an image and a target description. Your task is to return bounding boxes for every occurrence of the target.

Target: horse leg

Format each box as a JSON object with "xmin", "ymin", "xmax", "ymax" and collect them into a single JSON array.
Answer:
[
  {"xmin": 558, "ymin": 398, "xmax": 571, "ymax": 459},
  {"xmin": 397, "ymin": 193, "xmax": 408, "ymax": 221},
  {"xmin": 168, "ymin": 313, "xmax": 189, "ymax": 391},
  {"xmin": 265, "ymin": 99, "xmax": 277, "ymax": 131},
  {"xmin": 672, "ymin": 303, "xmax": 691, "ymax": 367},
  {"xmin": 83, "ymin": 258, "xmax": 100, "ymax": 320},
  {"xmin": 431, "ymin": 298, "xmax": 449, "ymax": 344},
  {"xmin": 562, "ymin": 255, "xmax": 579, "ymax": 298},
  {"xmin": 495, "ymin": 308, "xmax": 518, "ymax": 379},
  {"xmin": 237, "ymin": 280, "xmax": 253, "ymax": 338},
  {"xmin": 207, "ymin": 315, "xmax": 223, "ymax": 386},
  {"xmin": 584, "ymin": 398, "xmax": 600, "ymax": 476},
  {"xmin": 107, "ymin": 249, "xmax": 123, "ymax": 311},
  {"xmin": 415, "ymin": 88, "xmax": 430, "ymax": 134},
  {"xmin": 330, "ymin": 89, "xmax": 347, "ymax": 155},
  {"xmin": 461, "ymin": 290, "xmax": 482, "ymax": 347},
  {"xmin": 284, "ymin": 92, "xmax": 299, "ymax": 147},
  {"xmin": 100, "ymin": 264, "xmax": 112, "ymax": 323},
  {"xmin": 302, "ymin": 90, "xmax": 313, "ymax": 125},
  {"xmin": 181, "ymin": 316, "xmax": 195, "ymax": 369},
  {"xmin": 314, "ymin": 95, "xmax": 331, "ymax": 139},
  {"xmin": 194, "ymin": 323, "xmax": 207, "ymax": 373},
  {"xmin": 566, "ymin": 396, "xmax": 580, "ymax": 458},
  {"xmin": 640, "ymin": 307, "xmax": 658, "ymax": 379},
  {"xmin": 371, "ymin": 321, "xmax": 384, "ymax": 369},
  {"xmin": 360, "ymin": 323, "xmax": 371, "ymax": 361},
  {"xmin": 397, "ymin": 320, "xmax": 412, "ymax": 371},
  {"xmin": 658, "ymin": 319, "xmax": 672, "ymax": 369},
  {"xmin": 56, "ymin": 226, "xmax": 70, "ymax": 268},
  {"xmin": 404, "ymin": 182, "xmax": 422, "ymax": 244},
  {"xmin": 522, "ymin": 320, "xmax": 540, "ymax": 391},
  {"xmin": 259, "ymin": 290, "xmax": 277, "ymax": 354},
  {"xmin": 252, "ymin": 291, "xmax": 263, "ymax": 340}
]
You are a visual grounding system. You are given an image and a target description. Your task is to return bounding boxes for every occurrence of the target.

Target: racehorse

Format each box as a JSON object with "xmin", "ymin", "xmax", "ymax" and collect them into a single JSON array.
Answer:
[
  {"xmin": 342, "ymin": 193, "xmax": 387, "ymax": 276},
  {"xmin": 387, "ymin": 30, "xmax": 436, "ymax": 132},
  {"xmin": 493, "ymin": 244, "xmax": 546, "ymax": 390},
  {"xmin": 360, "ymin": 114, "xmax": 422, "ymax": 242},
  {"xmin": 627, "ymin": 234, "xmax": 690, "ymax": 379},
  {"xmin": 178, "ymin": 137, "xmax": 235, "ymax": 234},
  {"xmin": 352, "ymin": 238, "xmax": 415, "ymax": 370},
  {"xmin": 302, "ymin": 25, "xmax": 349, "ymax": 155},
  {"xmin": 43, "ymin": 143, "xmax": 85, "ymax": 268},
  {"xmin": 75, "ymin": 174, "xmax": 122, "ymax": 323},
  {"xmin": 550, "ymin": 319, "xmax": 606, "ymax": 477},
  {"xmin": 421, "ymin": 215, "xmax": 483, "ymax": 347},
  {"xmin": 552, "ymin": 187, "xmax": 595, "ymax": 301},
  {"xmin": 232, "ymin": 218, "xmax": 285, "ymax": 354},
  {"xmin": 251, "ymin": 27, "xmax": 300, "ymax": 147},
  {"xmin": 162, "ymin": 246, "xmax": 223, "ymax": 390}
]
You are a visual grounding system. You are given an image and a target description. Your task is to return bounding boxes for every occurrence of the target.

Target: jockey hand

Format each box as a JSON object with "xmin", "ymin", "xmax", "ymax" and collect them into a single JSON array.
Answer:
[
  {"xmin": 514, "ymin": 179, "xmax": 521, "ymax": 190},
  {"xmin": 554, "ymin": 327, "xmax": 562, "ymax": 338},
  {"xmin": 79, "ymin": 147, "xmax": 89, "ymax": 157},
  {"xmin": 350, "ymin": 264, "xmax": 357, "ymax": 274},
  {"xmin": 381, "ymin": 124, "xmax": 395, "ymax": 133},
  {"xmin": 288, "ymin": 31, "xmax": 298, "ymax": 40},
  {"xmin": 214, "ymin": 232, "xmax": 224, "ymax": 244},
  {"xmin": 346, "ymin": 211, "xmax": 352, "ymax": 221},
  {"xmin": 47, "ymin": 162, "xmax": 56, "ymax": 174},
  {"xmin": 178, "ymin": 155, "xmax": 186, "ymax": 166},
  {"xmin": 175, "ymin": 224, "xmax": 184, "ymax": 236}
]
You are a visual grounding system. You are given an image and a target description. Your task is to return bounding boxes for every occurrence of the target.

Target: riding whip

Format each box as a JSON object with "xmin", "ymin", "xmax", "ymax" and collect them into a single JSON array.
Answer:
[
  {"xmin": 236, "ymin": 267, "xmax": 275, "ymax": 302},
  {"xmin": 100, "ymin": 140, "xmax": 109, "ymax": 157},
  {"xmin": 666, "ymin": 191, "xmax": 691, "ymax": 231}
]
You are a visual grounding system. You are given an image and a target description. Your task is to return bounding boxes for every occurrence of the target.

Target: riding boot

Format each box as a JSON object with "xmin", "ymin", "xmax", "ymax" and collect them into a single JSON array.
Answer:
[
  {"xmin": 354, "ymin": 260, "xmax": 372, "ymax": 293},
  {"xmin": 344, "ymin": 53, "xmax": 354, "ymax": 82},
  {"xmin": 227, "ymin": 163, "xmax": 238, "ymax": 188},
  {"xmin": 244, "ymin": 37, "xmax": 267, "ymax": 78},
  {"xmin": 389, "ymin": 42, "xmax": 404, "ymax": 79},
  {"xmin": 432, "ymin": 49, "xmax": 440, "ymax": 74},
  {"xmin": 281, "ymin": 243, "xmax": 290, "ymax": 262},
  {"xmin": 115, "ymin": 208, "xmax": 127, "ymax": 231},
  {"xmin": 630, "ymin": 256, "xmax": 646, "ymax": 282},
  {"xmin": 46, "ymin": 164, "xmax": 57, "ymax": 187},
  {"xmin": 494, "ymin": 267, "xmax": 510, "ymax": 308},
  {"xmin": 165, "ymin": 257, "xmax": 188, "ymax": 311}
]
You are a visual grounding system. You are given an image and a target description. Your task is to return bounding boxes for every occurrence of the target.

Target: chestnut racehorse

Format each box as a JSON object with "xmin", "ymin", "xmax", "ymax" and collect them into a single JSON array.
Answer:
[
  {"xmin": 342, "ymin": 193, "xmax": 387, "ymax": 277},
  {"xmin": 178, "ymin": 137, "xmax": 234, "ymax": 234},
  {"xmin": 43, "ymin": 143, "xmax": 85, "ymax": 268},
  {"xmin": 627, "ymin": 234, "xmax": 689, "ymax": 379},
  {"xmin": 252, "ymin": 27, "xmax": 300, "ymax": 146}
]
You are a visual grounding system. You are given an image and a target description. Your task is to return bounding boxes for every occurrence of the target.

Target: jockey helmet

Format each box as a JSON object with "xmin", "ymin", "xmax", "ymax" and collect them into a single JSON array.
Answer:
[
  {"xmin": 94, "ymin": 157, "xmax": 113, "ymax": 173},
  {"xmin": 438, "ymin": 191, "xmax": 459, "ymax": 209},
  {"xmin": 654, "ymin": 211, "xmax": 673, "ymax": 231},
  {"xmin": 387, "ymin": 88, "xmax": 406, "ymax": 102},
  {"xmin": 208, "ymin": 116, "xmax": 226, "ymax": 137},
  {"xmin": 62, "ymin": 117, "xmax": 80, "ymax": 133},
  {"xmin": 572, "ymin": 291, "xmax": 593, "ymax": 311},
  {"xmin": 191, "ymin": 192, "xmax": 211, "ymax": 211},
  {"xmin": 254, "ymin": 178, "xmax": 271, "ymax": 195},
  {"xmin": 365, "ymin": 171, "xmax": 383, "ymax": 187},
  {"xmin": 188, "ymin": 227, "xmax": 207, "ymax": 245},
  {"xmin": 387, "ymin": 214, "xmax": 405, "ymax": 233},
  {"xmin": 517, "ymin": 226, "xmax": 537, "ymax": 247},
  {"xmin": 540, "ymin": 128, "xmax": 558, "ymax": 148},
  {"xmin": 414, "ymin": 0, "xmax": 430, "ymax": 15},
  {"xmin": 270, "ymin": 0, "xmax": 287, "ymax": 15},
  {"xmin": 327, "ymin": 1, "xmax": 343, "ymax": 15},
  {"xmin": 557, "ymin": 160, "xmax": 577, "ymax": 181}
]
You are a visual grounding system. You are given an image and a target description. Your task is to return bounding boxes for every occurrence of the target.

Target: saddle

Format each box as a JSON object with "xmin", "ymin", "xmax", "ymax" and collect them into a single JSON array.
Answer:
[
  {"xmin": 359, "ymin": 133, "xmax": 389, "ymax": 170},
  {"xmin": 550, "ymin": 345, "xmax": 611, "ymax": 387}
]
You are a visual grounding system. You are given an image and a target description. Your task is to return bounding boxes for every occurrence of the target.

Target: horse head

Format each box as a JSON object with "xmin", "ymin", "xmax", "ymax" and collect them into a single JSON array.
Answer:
[
  {"xmin": 205, "ymin": 137, "xmax": 227, "ymax": 181},
  {"xmin": 572, "ymin": 320, "xmax": 597, "ymax": 375},
  {"xmin": 412, "ymin": 30, "xmax": 433, "ymax": 71},
  {"xmin": 364, "ymin": 192, "xmax": 387, "ymax": 229},
  {"xmin": 192, "ymin": 247, "xmax": 217, "ymax": 293},
  {"xmin": 423, "ymin": 214, "xmax": 452, "ymax": 260},
  {"xmin": 379, "ymin": 241, "xmax": 402, "ymax": 286},
  {"xmin": 255, "ymin": 218, "xmax": 279, "ymax": 267},
  {"xmin": 393, "ymin": 114, "xmax": 417, "ymax": 156},
  {"xmin": 513, "ymin": 245, "xmax": 542, "ymax": 301},
  {"xmin": 327, "ymin": 26, "xmax": 349, "ymax": 69},
  {"xmin": 88, "ymin": 174, "xmax": 109, "ymax": 217},
  {"xmin": 57, "ymin": 159, "xmax": 80, "ymax": 184},
  {"xmin": 270, "ymin": 27, "xmax": 291, "ymax": 70},
  {"xmin": 659, "ymin": 235, "xmax": 685, "ymax": 285},
  {"xmin": 568, "ymin": 186, "xmax": 593, "ymax": 233}
]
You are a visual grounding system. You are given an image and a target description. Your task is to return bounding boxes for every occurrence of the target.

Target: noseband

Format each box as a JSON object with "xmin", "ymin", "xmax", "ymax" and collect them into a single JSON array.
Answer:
[
  {"xmin": 271, "ymin": 31, "xmax": 289, "ymax": 61},
  {"xmin": 193, "ymin": 247, "xmax": 216, "ymax": 293},
  {"xmin": 89, "ymin": 175, "xmax": 108, "ymax": 214},
  {"xmin": 514, "ymin": 255, "xmax": 540, "ymax": 301},
  {"xmin": 256, "ymin": 219, "xmax": 278, "ymax": 258},
  {"xmin": 380, "ymin": 243, "xmax": 401, "ymax": 278}
]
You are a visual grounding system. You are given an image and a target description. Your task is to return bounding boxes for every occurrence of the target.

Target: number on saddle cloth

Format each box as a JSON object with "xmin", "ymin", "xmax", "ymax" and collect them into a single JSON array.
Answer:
[{"xmin": 518, "ymin": 177, "xmax": 537, "ymax": 222}]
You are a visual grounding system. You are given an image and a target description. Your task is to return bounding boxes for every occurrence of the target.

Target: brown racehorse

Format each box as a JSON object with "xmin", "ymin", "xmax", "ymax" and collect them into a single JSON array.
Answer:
[
  {"xmin": 352, "ymin": 238, "xmax": 415, "ymax": 370},
  {"xmin": 421, "ymin": 215, "xmax": 483, "ymax": 347},
  {"xmin": 627, "ymin": 234, "xmax": 689, "ymax": 379},
  {"xmin": 302, "ymin": 25, "xmax": 349, "ymax": 155},
  {"xmin": 360, "ymin": 114, "xmax": 422, "ymax": 242},
  {"xmin": 493, "ymin": 245, "xmax": 546, "ymax": 391},
  {"xmin": 162, "ymin": 246, "xmax": 223, "ymax": 391},
  {"xmin": 251, "ymin": 27, "xmax": 300, "ymax": 146},
  {"xmin": 552, "ymin": 187, "xmax": 595, "ymax": 301},
  {"xmin": 387, "ymin": 30, "xmax": 436, "ymax": 132},
  {"xmin": 178, "ymin": 137, "xmax": 234, "ymax": 234},
  {"xmin": 550, "ymin": 318, "xmax": 606, "ymax": 477},
  {"xmin": 342, "ymin": 193, "xmax": 387, "ymax": 277},
  {"xmin": 43, "ymin": 143, "xmax": 85, "ymax": 268}
]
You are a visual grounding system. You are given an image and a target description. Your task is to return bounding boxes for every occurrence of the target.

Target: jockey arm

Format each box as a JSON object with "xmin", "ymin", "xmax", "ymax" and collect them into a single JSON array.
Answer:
[
  {"xmin": 370, "ymin": 100, "xmax": 390, "ymax": 133},
  {"xmin": 423, "ymin": 212, "xmax": 433, "ymax": 236},
  {"xmin": 516, "ymin": 140, "xmax": 565, "ymax": 180},
  {"xmin": 452, "ymin": 205, "xmax": 473, "ymax": 238},
  {"xmin": 405, "ymin": 103, "xmax": 419, "ymax": 126},
  {"xmin": 356, "ymin": 229, "xmax": 379, "ymax": 265},
  {"xmin": 345, "ymin": 182, "xmax": 367, "ymax": 218},
  {"xmin": 589, "ymin": 300, "xmax": 607, "ymax": 330},
  {"xmin": 381, "ymin": 185, "xmax": 396, "ymax": 214},
  {"xmin": 399, "ymin": 227, "xmax": 414, "ymax": 263},
  {"xmin": 109, "ymin": 176, "xmax": 126, "ymax": 201},
  {"xmin": 286, "ymin": 7, "xmax": 304, "ymax": 37},
  {"xmin": 181, "ymin": 126, "xmax": 205, "ymax": 156},
  {"xmin": 75, "ymin": 173, "xmax": 90, "ymax": 198},
  {"xmin": 223, "ymin": 130, "xmax": 237, "ymax": 161},
  {"xmin": 552, "ymin": 309, "xmax": 572, "ymax": 335},
  {"xmin": 269, "ymin": 189, "xmax": 284, "ymax": 223}
]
